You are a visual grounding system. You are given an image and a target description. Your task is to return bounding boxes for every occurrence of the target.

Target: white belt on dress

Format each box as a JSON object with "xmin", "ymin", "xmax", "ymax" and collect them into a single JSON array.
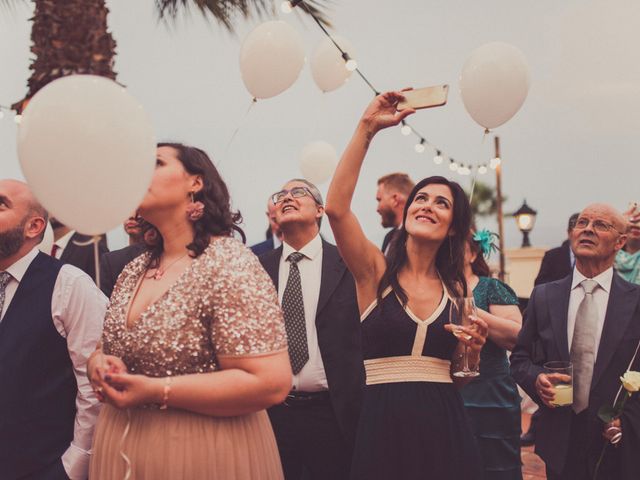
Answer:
[{"xmin": 364, "ymin": 356, "xmax": 453, "ymax": 385}]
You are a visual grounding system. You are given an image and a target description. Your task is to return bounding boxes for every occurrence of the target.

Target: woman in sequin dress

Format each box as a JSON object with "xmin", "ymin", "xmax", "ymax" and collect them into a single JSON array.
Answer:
[
  {"xmin": 87, "ymin": 143, "xmax": 291, "ymax": 480},
  {"xmin": 461, "ymin": 234, "xmax": 523, "ymax": 480},
  {"xmin": 325, "ymin": 92, "xmax": 486, "ymax": 479}
]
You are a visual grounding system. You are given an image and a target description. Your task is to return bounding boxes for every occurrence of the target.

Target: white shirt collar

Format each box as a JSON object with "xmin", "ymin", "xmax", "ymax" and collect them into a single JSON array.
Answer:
[
  {"xmin": 54, "ymin": 230, "xmax": 75, "ymax": 249},
  {"xmin": 282, "ymin": 233, "xmax": 322, "ymax": 262},
  {"xmin": 571, "ymin": 265, "xmax": 614, "ymax": 293},
  {"xmin": 4, "ymin": 246, "xmax": 40, "ymax": 284}
]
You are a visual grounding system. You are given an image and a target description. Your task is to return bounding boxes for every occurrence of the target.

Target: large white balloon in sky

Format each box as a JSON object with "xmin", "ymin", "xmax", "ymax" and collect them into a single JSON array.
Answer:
[
  {"xmin": 310, "ymin": 35, "xmax": 356, "ymax": 93},
  {"xmin": 18, "ymin": 75, "xmax": 156, "ymax": 235},
  {"xmin": 460, "ymin": 42, "xmax": 530, "ymax": 130},
  {"xmin": 240, "ymin": 20, "xmax": 306, "ymax": 99},
  {"xmin": 300, "ymin": 141, "xmax": 338, "ymax": 185}
]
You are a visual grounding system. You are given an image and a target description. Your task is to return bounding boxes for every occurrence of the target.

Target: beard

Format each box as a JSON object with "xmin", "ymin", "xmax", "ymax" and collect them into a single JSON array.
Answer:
[
  {"xmin": 0, "ymin": 222, "xmax": 26, "ymax": 260},
  {"xmin": 379, "ymin": 208, "xmax": 397, "ymax": 229}
]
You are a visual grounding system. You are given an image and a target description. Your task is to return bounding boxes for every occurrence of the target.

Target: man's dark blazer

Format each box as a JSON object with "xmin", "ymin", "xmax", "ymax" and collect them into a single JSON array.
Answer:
[
  {"xmin": 251, "ymin": 237, "xmax": 275, "ymax": 256},
  {"xmin": 510, "ymin": 273, "xmax": 640, "ymax": 478},
  {"xmin": 534, "ymin": 240, "xmax": 572, "ymax": 286},
  {"xmin": 259, "ymin": 240, "xmax": 364, "ymax": 445},
  {"xmin": 381, "ymin": 227, "xmax": 398, "ymax": 254},
  {"xmin": 59, "ymin": 232, "xmax": 109, "ymax": 283},
  {"xmin": 99, "ymin": 243, "xmax": 147, "ymax": 298}
]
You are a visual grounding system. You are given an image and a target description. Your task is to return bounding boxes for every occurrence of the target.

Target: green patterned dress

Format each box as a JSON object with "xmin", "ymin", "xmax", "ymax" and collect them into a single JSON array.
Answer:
[{"xmin": 461, "ymin": 277, "xmax": 522, "ymax": 480}]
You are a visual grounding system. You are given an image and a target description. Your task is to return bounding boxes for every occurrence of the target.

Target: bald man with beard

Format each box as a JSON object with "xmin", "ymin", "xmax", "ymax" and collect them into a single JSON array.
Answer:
[
  {"xmin": 0, "ymin": 180, "xmax": 106, "ymax": 479},
  {"xmin": 511, "ymin": 204, "xmax": 640, "ymax": 480}
]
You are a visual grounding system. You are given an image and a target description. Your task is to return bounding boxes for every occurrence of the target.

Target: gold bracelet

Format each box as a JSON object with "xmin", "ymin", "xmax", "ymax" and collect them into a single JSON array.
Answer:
[{"xmin": 160, "ymin": 376, "xmax": 172, "ymax": 410}]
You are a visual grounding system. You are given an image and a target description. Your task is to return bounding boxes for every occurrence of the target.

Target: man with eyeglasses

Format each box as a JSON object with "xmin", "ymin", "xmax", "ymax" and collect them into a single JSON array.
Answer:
[
  {"xmin": 511, "ymin": 204, "xmax": 640, "ymax": 480},
  {"xmin": 259, "ymin": 179, "xmax": 364, "ymax": 480}
]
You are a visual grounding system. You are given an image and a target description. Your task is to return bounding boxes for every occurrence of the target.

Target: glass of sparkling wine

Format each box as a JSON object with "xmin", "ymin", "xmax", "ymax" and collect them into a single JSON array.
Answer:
[
  {"xmin": 449, "ymin": 297, "xmax": 480, "ymax": 378},
  {"xmin": 543, "ymin": 361, "xmax": 573, "ymax": 407}
]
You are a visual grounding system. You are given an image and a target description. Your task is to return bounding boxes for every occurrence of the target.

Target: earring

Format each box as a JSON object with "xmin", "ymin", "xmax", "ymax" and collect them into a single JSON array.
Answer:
[{"xmin": 186, "ymin": 192, "xmax": 205, "ymax": 222}]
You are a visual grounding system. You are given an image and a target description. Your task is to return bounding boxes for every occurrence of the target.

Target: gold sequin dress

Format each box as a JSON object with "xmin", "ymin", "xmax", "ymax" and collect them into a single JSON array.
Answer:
[{"xmin": 90, "ymin": 237, "xmax": 287, "ymax": 480}]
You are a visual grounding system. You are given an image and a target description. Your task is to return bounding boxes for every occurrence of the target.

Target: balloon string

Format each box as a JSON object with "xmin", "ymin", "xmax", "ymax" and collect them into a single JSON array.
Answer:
[
  {"xmin": 469, "ymin": 129, "xmax": 490, "ymax": 206},
  {"xmin": 72, "ymin": 235, "xmax": 102, "ymax": 289},
  {"xmin": 219, "ymin": 98, "xmax": 257, "ymax": 167}
]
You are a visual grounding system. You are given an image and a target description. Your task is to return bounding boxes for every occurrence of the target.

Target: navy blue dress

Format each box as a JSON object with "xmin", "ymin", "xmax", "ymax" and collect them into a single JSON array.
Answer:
[
  {"xmin": 461, "ymin": 277, "xmax": 522, "ymax": 480},
  {"xmin": 350, "ymin": 288, "xmax": 482, "ymax": 480}
]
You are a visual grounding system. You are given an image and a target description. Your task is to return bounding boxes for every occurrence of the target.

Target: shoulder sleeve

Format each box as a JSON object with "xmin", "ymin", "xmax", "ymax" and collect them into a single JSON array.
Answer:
[
  {"xmin": 209, "ymin": 239, "xmax": 287, "ymax": 357},
  {"xmin": 487, "ymin": 278, "xmax": 519, "ymax": 306}
]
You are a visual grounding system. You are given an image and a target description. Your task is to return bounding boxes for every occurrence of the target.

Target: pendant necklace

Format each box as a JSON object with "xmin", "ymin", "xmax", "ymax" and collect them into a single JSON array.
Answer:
[{"xmin": 147, "ymin": 252, "xmax": 189, "ymax": 281}]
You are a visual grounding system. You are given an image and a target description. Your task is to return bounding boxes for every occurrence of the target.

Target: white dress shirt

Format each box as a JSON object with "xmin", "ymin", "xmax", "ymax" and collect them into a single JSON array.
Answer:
[
  {"xmin": 278, "ymin": 234, "xmax": 328, "ymax": 392},
  {"xmin": 1, "ymin": 247, "xmax": 107, "ymax": 480},
  {"xmin": 51, "ymin": 229, "xmax": 75, "ymax": 259},
  {"xmin": 567, "ymin": 266, "xmax": 613, "ymax": 359}
]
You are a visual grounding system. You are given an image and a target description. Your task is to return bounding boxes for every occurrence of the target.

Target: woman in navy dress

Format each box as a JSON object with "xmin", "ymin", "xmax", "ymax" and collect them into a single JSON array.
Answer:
[
  {"xmin": 461, "ymin": 231, "xmax": 523, "ymax": 480},
  {"xmin": 326, "ymin": 91, "xmax": 487, "ymax": 479}
]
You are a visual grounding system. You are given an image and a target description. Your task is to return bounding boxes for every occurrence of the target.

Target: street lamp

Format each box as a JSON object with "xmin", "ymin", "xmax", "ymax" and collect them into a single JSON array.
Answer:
[{"xmin": 513, "ymin": 199, "xmax": 537, "ymax": 248}]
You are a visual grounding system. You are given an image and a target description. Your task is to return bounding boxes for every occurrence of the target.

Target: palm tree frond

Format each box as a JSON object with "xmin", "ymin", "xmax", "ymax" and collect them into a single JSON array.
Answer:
[{"xmin": 155, "ymin": 0, "xmax": 332, "ymax": 29}]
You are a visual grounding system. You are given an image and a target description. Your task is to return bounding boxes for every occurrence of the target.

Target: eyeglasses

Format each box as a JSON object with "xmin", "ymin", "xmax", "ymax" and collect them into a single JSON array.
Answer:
[
  {"xmin": 271, "ymin": 187, "xmax": 313, "ymax": 205},
  {"xmin": 573, "ymin": 217, "xmax": 624, "ymax": 234}
]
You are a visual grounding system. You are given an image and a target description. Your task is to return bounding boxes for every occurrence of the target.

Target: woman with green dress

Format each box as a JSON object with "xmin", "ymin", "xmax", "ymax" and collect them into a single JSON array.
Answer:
[{"xmin": 461, "ymin": 230, "xmax": 523, "ymax": 480}]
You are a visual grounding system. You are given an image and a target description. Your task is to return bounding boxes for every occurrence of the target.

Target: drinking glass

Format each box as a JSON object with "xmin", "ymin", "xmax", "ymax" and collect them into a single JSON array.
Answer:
[
  {"xmin": 543, "ymin": 361, "xmax": 573, "ymax": 407},
  {"xmin": 449, "ymin": 297, "xmax": 480, "ymax": 378}
]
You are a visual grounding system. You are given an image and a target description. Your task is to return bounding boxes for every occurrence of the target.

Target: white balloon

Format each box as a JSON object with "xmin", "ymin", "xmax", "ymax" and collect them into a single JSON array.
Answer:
[
  {"xmin": 310, "ymin": 35, "xmax": 356, "ymax": 93},
  {"xmin": 240, "ymin": 21, "xmax": 305, "ymax": 99},
  {"xmin": 300, "ymin": 141, "xmax": 338, "ymax": 185},
  {"xmin": 460, "ymin": 42, "xmax": 530, "ymax": 130},
  {"xmin": 18, "ymin": 75, "xmax": 156, "ymax": 235}
]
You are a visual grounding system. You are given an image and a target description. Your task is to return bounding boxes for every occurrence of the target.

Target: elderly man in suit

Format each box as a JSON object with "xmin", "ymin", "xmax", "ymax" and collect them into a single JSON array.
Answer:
[
  {"xmin": 511, "ymin": 203, "xmax": 640, "ymax": 480},
  {"xmin": 259, "ymin": 179, "xmax": 364, "ymax": 480}
]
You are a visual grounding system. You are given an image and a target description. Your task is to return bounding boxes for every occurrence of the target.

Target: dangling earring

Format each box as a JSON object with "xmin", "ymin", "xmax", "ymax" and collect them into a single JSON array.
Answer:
[{"xmin": 186, "ymin": 191, "xmax": 205, "ymax": 222}]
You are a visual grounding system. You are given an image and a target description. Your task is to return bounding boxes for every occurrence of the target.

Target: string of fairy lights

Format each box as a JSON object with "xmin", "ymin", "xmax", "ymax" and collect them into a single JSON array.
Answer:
[
  {"xmin": 1, "ymin": 4, "xmax": 502, "ymax": 175},
  {"xmin": 283, "ymin": 0, "xmax": 501, "ymax": 177}
]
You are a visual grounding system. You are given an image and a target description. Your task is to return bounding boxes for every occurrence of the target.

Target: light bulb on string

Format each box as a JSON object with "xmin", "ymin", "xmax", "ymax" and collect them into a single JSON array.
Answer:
[
  {"xmin": 0, "ymin": 110, "xmax": 4, "ymax": 120},
  {"xmin": 400, "ymin": 121, "xmax": 411, "ymax": 136},
  {"xmin": 490, "ymin": 156, "xmax": 501, "ymax": 169},
  {"xmin": 14, "ymin": 114, "xmax": 21, "ymax": 124},
  {"xmin": 461, "ymin": 165, "xmax": 472, "ymax": 176},
  {"xmin": 280, "ymin": 1, "xmax": 293, "ymax": 13},
  {"xmin": 414, "ymin": 139, "xmax": 426, "ymax": 153},
  {"xmin": 449, "ymin": 159, "xmax": 458, "ymax": 172},
  {"xmin": 478, "ymin": 165, "xmax": 488, "ymax": 175},
  {"xmin": 433, "ymin": 150, "xmax": 443, "ymax": 165},
  {"xmin": 341, "ymin": 52, "xmax": 358, "ymax": 72}
]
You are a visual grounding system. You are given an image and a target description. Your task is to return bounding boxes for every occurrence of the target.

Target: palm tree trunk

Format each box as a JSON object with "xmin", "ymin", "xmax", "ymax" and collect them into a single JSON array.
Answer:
[{"xmin": 12, "ymin": 0, "xmax": 117, "ymax": 112}]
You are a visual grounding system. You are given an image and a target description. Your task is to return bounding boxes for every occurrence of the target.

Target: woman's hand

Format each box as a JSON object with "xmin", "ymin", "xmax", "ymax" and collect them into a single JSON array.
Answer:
[
  {"xmin": 445, "ymin": 317, "xmax": 489, "ymax": 354},
  {"xmin": 88, "ymin": 353, "xmax": 128, "ymax": 403},
  {"xmin": 360, "ymin": 91, "xmax": 415, "ymax": 135},
  {"xmin": 99, "ymin": 372, "xmax": 163, "ymax": 409}
]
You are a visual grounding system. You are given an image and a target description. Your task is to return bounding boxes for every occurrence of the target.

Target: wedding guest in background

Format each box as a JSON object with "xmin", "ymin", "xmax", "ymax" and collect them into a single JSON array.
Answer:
[
  {"xmin": 326, "ymin": 91, "xmax": 486, "ymax": 479},
  {"xmin": 88, "ymin": 143, "xmax": 291, "ymax": 480},
  {"xmin": 0, "ymin": 179, "xmax": 106, "ymax": 480},
  {"xmin": 534, "ymin": 213, "xmax": 579, "ymax": 286},
  {"xmin": 376, "ymin": 173, "xmax": 414, "ymax": 254},
  {"xmin": 50, "ymin": 216, "xmax": 109, "ymax": 282},
  {"xmin": 511, "ymin": 204, "xmax": 640, "ymax": 480},
  {"xmin": 252, "ymin": 197, "xmax": 283, "ymax": 256},
  {"xmin": 260, "ymin": 179, "xmax": 363, "ymax": 480},
  {"xmin": 99, "ymin": 214, "xmax": 148, "ymax": 298},
  {"xmin": 615, "ymin": 202, "xmax": 640, "ymax": 285},
  {"xmin": 461, "ymin": 230, "xmax": 523, "ymax": 480}
]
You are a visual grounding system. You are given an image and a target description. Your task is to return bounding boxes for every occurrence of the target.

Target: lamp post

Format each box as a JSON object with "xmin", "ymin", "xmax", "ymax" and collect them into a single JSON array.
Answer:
[{"xmin": 513, "ymin": 200, "xmax": 537, "ymax": 248}]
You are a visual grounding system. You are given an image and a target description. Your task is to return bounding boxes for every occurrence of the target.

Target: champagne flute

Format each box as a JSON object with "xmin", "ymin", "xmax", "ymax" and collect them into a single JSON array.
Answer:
[{"xmin": 449, "ymin": 297, "xmax": 480, "ymax": 378}]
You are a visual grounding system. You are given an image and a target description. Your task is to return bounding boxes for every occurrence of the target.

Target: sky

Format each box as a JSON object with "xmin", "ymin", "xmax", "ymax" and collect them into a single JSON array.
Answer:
[{"xmin": 0, "ymin": 0, "xmax": 638, "ymax": 251}]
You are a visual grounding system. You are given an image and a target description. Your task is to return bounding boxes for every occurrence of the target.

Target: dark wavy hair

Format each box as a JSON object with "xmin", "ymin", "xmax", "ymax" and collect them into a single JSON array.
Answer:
[
  {"xmin": 146, "ymin": 143, "xmax": 244, "ymax": 265},
  {"xmin": 377, "ymin": 176, "xmax": 471, "ymax": 305},
  {"xmin": 469, "ymin": 233, "xmax": 491, "ymax": 277}
]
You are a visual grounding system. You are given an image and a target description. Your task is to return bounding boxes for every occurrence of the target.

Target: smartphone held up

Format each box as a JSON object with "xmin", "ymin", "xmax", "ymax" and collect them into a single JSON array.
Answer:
[{"xmin": 396, "ymin": 85, "xmax": 449, "ymax": 111}]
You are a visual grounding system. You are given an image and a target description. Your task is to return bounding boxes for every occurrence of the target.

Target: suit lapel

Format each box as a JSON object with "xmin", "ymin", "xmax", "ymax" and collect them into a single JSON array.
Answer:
[
  {"xmin": 548, "ymin": 276, "xmax": 573, "ymax": 361},
  {"xmin": 260, "ymin": 246, "xmax": 283, "ymax": 290},
  {"xmin": 316, "ymin": 241, "xmax": 345, "ymax": 316},
  {"xmin": 591, "ymin": 274, "xmax": 639, "ymax": 390}
]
